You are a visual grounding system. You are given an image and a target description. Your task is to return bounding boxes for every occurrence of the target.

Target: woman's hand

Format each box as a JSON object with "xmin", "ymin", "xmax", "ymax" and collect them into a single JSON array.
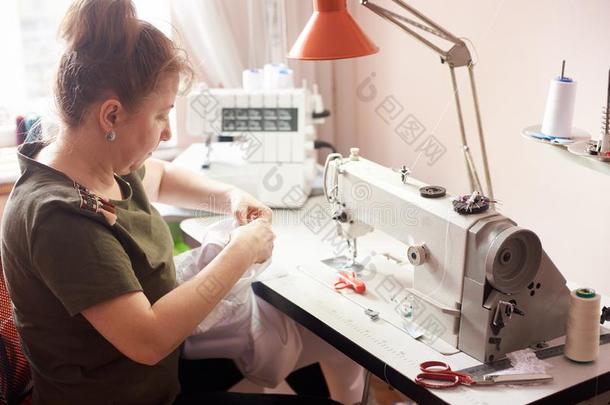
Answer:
[
  {"xmin": 229, "ymin": 218, "xmax": 275, "ymax": 264},
  {"xmin": 228, "ymin": 189, "xmax": 273, "ymax": 225}
]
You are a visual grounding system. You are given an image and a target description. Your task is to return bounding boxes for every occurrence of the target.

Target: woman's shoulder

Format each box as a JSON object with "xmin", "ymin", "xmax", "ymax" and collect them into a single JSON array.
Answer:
[
  {"xmin": 10, "ymin": 141, "xmax": 118, "ymax": 227},
  {"xmin": 3, "ymin": 168, "xmax": 109, "ymax": 242}
]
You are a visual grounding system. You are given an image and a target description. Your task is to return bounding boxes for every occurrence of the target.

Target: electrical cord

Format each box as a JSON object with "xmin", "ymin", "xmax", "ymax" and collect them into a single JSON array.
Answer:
[
  {"xmin": 314, "ymin": 140, "xmax": 337, "ymax": 154},
  {"xmin": 312, "ymin": 110, "xmax": 331, "ymax": 119}
]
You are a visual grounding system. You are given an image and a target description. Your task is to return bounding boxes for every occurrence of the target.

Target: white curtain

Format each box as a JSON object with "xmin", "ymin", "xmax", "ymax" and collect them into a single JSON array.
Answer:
[
  {"xmin": 171, "ymin": 0, "xmax": 244, "ymax": 87},
  {"xmin": 171, "ymin": 0, "xmax": 360, "ymax": 154}
]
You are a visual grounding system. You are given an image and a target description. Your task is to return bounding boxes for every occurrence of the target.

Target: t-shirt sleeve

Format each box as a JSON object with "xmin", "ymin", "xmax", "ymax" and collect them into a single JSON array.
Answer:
[{"xmin": 31, "ymin": 209, "xmax": 143, "ymax": 316}]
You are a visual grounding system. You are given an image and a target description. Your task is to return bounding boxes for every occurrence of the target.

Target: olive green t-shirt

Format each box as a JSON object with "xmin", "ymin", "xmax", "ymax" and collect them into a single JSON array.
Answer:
[{"xmin": 1, "ymin": 142, "xmax": 180, "ymax": 404}]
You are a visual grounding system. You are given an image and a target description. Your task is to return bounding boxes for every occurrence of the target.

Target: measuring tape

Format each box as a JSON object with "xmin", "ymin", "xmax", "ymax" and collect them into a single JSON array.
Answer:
[{"xmin": 457, "ymin": 333, "xmax": 610, "ymax": 378}]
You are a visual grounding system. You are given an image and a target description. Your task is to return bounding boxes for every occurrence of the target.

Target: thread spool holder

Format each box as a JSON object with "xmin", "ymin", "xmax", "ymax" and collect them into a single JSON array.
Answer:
[
  {"xmin": 522, "ymin": 127, "xmax": 610, "ymax": 176},
  {"xmin": 522, "ymin": 67, "xmax": 610, "ymax": 175}
]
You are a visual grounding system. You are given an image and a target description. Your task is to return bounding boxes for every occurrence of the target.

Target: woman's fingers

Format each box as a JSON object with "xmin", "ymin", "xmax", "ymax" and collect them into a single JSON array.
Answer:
[
  {"xmin": 234, "ymin": 202, "xmax": 253, "ymax": 225},
  {"xmin": 242, "ymin": 206, "xmax": 272, "ymax": 224},
  {"xmin": 260, "ymin": 206, "xmax": 273, "ymax": 221},
  {"xmin": 235, "ymin": 208, "xmax": 248, "ymax": 225}
]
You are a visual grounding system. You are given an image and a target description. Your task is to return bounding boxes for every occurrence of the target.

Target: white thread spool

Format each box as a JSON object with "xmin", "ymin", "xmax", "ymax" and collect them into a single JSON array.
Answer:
[
  {"xmin": 540, "ymin": 76, "xmax": 577, "ymax": 138},
  {"xmin": 276, "ymin": 68, "xmax": 294, "ymax": 89},
  {"xmin": 263, "ymin": 63, "xmax": 285, "ymax": 89},
  {"xmin": 242, "ymin": 68, "xmax": 263, "ymax": 91},
  {"xmin": 564, "ymin": 288, "xmax": 601, "ymax": 362}
]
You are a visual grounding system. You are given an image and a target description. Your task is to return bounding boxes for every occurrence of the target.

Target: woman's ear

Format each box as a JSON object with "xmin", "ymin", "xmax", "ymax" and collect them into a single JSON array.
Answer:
[{"xmin": 99, "ymin": 99, "xmax": 123, "ymax": 132}]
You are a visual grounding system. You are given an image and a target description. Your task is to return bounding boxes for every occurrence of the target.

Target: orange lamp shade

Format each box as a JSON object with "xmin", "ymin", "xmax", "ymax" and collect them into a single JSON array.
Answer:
[{"xmin": 288, "ymin": 0, "xmax": 379, "ymax": 60}]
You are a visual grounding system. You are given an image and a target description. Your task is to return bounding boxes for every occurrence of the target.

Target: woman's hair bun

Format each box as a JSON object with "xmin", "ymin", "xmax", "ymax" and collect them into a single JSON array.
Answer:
[
  {"xmin": 60, "ymin": 0, "xmax": 139, "ymax": 60},
  {"xmin": 55, "ymin": 0, "xmax": 192, "ymax": 128}
]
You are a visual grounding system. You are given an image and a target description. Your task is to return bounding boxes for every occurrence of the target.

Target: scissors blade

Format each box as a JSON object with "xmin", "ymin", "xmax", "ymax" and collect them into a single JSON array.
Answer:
[{"xmin": 474, "ymin": 373, "xmax": 553, "ymax": 385}]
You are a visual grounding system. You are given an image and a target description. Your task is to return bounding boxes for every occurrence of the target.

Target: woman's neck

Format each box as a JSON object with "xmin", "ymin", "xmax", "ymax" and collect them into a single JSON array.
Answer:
[{"xmin": 39, "ymin": 127, "xmax": 118, "ymax": 196}]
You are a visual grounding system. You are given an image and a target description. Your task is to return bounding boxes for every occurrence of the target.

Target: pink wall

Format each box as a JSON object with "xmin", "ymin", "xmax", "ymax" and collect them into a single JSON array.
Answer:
[{"xmin": 334, "ymin": 0, "xmax": 610, "ymax": 294}]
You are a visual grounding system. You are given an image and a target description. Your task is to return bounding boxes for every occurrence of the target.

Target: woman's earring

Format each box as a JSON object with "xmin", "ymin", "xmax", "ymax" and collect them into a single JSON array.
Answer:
[{"xmin": 106, "ymin": 130, "xmax": 117, "ymax": 142}]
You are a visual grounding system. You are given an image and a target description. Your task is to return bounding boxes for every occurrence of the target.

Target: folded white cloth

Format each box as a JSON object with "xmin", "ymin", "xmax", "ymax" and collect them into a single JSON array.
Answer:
[{"xmin": 174, "ymin": 218, "xmax": 302, "ymax": 387}]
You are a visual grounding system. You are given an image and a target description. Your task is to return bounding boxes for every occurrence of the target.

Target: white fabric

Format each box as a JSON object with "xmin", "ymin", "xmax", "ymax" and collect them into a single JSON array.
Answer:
[
  {"xmin": 295, "ymin": 324, "xmax": 366, "ymax": 405},
  {"xmin": 175, "ymin": 219, "xmax": 269, "ymax": 336},
  {"xmin": 175, "ymin": 219, "xmax": 302, "ymax": 387},
  {"xmin": 174, "ymin": 218, "xmax": 365, "ymax": 401}
]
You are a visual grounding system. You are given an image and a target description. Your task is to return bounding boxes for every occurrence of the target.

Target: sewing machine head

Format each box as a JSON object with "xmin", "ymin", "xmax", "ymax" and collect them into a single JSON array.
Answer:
[{"xmin": 323, "ymin": 149, "xmax": 570, "ymax": 363}]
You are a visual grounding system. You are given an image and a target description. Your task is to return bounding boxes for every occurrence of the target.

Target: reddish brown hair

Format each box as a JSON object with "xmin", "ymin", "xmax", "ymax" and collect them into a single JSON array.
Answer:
[{"xmin": 56, "ymin": 0, "xmax": 192, "ymax": 128}]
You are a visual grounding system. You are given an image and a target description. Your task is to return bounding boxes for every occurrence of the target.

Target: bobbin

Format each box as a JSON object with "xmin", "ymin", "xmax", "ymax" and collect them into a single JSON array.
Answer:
[{"xmin": 420, "ymin": 186, "xmax": 446, "ymax": 199}]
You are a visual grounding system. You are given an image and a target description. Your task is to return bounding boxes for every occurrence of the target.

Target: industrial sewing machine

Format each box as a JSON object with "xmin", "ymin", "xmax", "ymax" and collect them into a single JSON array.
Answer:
[
  {"xmin": 186, "ymin": 82, "xmax": 328, "ymax": 208},
  {"xmin": 323, "ymin": 148, "xmax": 570, "ymax": 363}
]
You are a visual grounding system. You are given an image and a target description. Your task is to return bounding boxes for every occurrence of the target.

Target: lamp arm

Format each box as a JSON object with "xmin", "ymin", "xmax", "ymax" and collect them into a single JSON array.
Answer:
[
  {"xmin": 372, "ymin": 7, "xmax": 454, "ymax": 43},
  {"xmin": 361, "ymin": 0, "xmax": 471, "ymax": 67},
  {"xmin": 360, "ymin": 0, "xmax": 494, "ymax": 199},
  {"xmin": 450, "ymin": 66, "xmax": 483, "ymax": 194},
  {"xmin": 468, "ymin": 65, "xmax": 495, "ymax": 200},
  {"xmin": 386, "ymin": 0, "xmax": 462, "ymax": 44}
]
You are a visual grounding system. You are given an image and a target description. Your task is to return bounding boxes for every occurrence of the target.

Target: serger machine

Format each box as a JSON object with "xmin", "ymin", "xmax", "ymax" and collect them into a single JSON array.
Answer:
[
  {"xmin": 186, "ymin": 83, "xmax": 328, "ymax": 208},
  {"xmin": 323, "ymin": 149, "xmax": 570, "ymax": 363}
]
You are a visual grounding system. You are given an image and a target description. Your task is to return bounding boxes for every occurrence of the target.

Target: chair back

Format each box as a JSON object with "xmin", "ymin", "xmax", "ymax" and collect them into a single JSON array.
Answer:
[{"xmin": 0, "ymin": 263, "xmax": 32, "ymax": 404}]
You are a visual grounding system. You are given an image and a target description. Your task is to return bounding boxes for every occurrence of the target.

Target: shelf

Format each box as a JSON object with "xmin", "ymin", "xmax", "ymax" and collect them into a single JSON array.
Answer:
[
  {"xmin": 548, "ymin": 145, "xmax": 610, "ymax": 176},
  {"xmin": 522, "ymin": 128, "xmax": 610, "ymax": 176}
]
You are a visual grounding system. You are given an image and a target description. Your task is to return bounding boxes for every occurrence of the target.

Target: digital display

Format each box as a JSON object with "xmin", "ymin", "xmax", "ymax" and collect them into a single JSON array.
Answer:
[{"xmin": 222, "ymin": 108, "xmax": 298, "ymax": 132}]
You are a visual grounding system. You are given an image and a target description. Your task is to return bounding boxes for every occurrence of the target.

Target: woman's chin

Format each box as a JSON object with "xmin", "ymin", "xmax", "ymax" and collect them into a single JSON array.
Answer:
[
  {"xmin": 118, "ymin": 154, "xmax": 153, "ymax": 175},
  {"xmin": 139, "ymin": 153, "xmax": 153, "ymax": 164},
  {"xmin": 115, "ymin": 167, "xmax": 132, "ymax": 176}
]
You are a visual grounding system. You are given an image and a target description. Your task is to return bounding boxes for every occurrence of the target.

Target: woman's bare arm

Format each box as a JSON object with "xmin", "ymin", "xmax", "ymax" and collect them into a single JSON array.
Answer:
[
  {"xmin": 81, "ymin": 220, "xmax": 272, "ymax": 365},
  {"xmin": 143, "ymin": 158, "xmax": 236, "ymax": 214}
]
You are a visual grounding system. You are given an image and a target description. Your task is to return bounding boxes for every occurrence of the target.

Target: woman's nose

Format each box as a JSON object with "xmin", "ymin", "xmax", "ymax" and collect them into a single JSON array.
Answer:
[{"xmin": 160, "ymin": 126, "xmax": 172, "ymax": 142}]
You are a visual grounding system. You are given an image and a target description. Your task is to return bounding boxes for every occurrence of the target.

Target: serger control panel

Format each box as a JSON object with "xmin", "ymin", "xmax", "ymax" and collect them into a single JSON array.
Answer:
[{"xmin": 221, "ymin": 108, "xmax": 298, "ymax": 132}]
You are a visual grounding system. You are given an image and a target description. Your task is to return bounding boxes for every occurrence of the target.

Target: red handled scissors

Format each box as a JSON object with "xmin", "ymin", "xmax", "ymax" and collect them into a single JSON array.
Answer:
[
  {"xmin": 415, "ymin": 361, "xmax": 475, "ymax": 388},
  {"xmin": 415, "ymin": 361, "xmax": 553, "ymax": 389},
  {"xmin": 334, "ymin": 271, "xmax": 366, "ymax": 294}
]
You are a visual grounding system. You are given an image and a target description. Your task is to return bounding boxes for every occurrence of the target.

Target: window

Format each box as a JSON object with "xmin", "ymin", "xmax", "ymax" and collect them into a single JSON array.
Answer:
[{"xmin": 0, "ymin": 0, "xmax": 176, "ymax": 147}]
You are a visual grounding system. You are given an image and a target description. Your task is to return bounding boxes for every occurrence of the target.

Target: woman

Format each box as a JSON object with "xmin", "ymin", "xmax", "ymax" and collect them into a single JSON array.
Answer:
[{"xmin": 1, "ymin": 1, "xmax": 352, "ymax": 404}]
